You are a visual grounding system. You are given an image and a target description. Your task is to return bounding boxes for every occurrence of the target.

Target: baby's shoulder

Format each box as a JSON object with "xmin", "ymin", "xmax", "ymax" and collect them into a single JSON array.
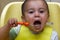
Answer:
[{"xmin": 51, "ymin": 30, "xmax": 58, "ymax": 40}]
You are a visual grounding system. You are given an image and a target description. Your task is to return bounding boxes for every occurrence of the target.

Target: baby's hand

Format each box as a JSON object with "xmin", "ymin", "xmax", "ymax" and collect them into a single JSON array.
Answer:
[{"xmin": 7, "ymin": 18, "xmax": 18, "ymax": 27}]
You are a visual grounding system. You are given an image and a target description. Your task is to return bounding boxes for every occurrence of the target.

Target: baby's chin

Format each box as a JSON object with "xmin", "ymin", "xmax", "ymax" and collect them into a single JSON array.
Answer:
[
  {"xmin": 32, "ymin": 30, "xmax": 41, "ymax": 34},
  {"xmin": 31, "ymin": 28, "xmax": 43, "ymax": 34}
]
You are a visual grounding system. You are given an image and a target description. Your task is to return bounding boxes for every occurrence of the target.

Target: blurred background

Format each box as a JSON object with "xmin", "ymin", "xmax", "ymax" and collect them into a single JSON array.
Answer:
[{"xmin": 0, "ymin": 0, "xmax": 60, "ymax": 16}]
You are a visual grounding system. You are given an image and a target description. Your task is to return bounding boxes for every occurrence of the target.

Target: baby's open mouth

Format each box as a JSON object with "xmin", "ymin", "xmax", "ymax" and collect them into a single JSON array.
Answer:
[
  {"xmin": 32, "ymin": 20, "xmax": 41, "ymax": 30},
  {"xmin": 34, "ymin": 20, "xmax": 41, "ymax": 25}
]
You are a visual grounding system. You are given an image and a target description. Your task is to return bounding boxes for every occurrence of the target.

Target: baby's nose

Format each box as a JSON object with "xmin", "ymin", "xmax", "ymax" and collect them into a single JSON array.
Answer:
[{"xmin": 34, "ymin": 12, "xmax": 40, "ymax": 17}]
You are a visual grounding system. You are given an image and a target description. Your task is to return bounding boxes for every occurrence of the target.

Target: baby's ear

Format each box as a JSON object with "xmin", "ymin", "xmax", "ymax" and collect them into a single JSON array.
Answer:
[{"xmin": 21, "ymin": 16, "xmax": 26, "ymax": 22}]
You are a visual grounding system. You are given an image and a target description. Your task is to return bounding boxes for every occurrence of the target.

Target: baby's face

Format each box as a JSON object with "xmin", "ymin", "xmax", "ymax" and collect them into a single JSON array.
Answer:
[{"xmin": 22, "ymin": 0, "xmax": 49, "ymax": 33}]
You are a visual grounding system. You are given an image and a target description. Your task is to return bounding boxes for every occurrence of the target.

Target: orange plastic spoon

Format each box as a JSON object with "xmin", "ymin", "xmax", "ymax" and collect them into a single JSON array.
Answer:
[
  {"xmin": 17, "ymin": 22, "xmax": 24, "ymax": 25},
  {"xmin": 17, "ymin": 22, "xmax": 29, "ymax": 26}
]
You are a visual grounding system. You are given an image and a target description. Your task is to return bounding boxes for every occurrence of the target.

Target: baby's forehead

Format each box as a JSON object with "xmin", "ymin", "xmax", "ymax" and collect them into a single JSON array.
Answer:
[
  {"xmin": 24, "ymin": 1, "xmax": 47, "ymax": 12},
  {"xmin": 24, "ymin": 0, "xmax": 47, "ymax": 8},
  {"xmin": 24, "ymin": 0, "xmax": 46, "ymax": 5}
]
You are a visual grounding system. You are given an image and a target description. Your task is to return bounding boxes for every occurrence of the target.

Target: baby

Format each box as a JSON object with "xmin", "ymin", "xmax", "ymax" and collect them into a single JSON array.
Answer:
[{"xmin": 0, "ymin": 0, "xmax": 58, "ymax": 40}]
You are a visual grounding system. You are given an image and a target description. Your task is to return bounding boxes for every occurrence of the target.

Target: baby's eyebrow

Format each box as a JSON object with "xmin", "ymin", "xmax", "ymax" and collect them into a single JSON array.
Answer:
[
  {"xmin": 25, "ymin": 8, "xmax": 47, "ymax": 11},
  {"xmin": 25, "ymin": 8, "xmax": 34, "ymax": 11},
  {"xmin": 28, "ymin": 8, "xmax": 34, "ymax": 10},
  {"xmin": 39, "ymin": 8, "xmax": 47, "ymax": 10}
]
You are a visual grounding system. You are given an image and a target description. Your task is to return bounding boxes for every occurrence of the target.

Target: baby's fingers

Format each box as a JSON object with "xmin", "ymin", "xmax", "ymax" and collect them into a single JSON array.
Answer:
[{"xmin": 7, "ymin": 18, "xmax": 18, "ymax": 27}]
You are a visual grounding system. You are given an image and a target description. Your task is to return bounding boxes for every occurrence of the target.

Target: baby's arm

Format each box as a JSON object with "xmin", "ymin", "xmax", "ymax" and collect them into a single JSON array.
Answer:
[{"xmin": 0, "ymin": 18, "xmax": 18, "ymax": 40}]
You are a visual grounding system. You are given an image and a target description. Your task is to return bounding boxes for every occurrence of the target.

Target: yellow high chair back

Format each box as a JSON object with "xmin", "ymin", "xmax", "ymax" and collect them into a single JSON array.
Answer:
[
  {"xmin": 1, "ymin": 2, "xmax": 23, "ymax": 26},
  {"xmin": 0, "ymin": 2, "xmax": 60, "ymax": 40}
]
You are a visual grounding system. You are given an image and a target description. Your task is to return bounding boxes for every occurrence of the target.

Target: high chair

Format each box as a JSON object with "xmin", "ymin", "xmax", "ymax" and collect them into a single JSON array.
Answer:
[{"xmin": 0, "ymin": 2, "xmax": 60, "ymax": 40}]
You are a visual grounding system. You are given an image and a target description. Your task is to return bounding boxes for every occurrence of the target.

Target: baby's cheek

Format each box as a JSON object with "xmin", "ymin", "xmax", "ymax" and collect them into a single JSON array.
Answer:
[{"xmin": 41, "ymin": 18, "xmax": 47, "ymax": 25}]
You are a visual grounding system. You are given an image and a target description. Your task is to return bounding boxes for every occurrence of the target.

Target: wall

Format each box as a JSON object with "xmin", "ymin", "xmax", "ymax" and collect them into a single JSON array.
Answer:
[{"xmin": 0, "ymin": 0, "xmax": 23, "ymax": 16}]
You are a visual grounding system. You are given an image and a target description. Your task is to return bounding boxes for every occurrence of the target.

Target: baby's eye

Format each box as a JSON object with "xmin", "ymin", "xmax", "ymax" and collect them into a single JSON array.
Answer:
[
  {"xmin": 28, "ymin": 11, "xmax": 34, "ymax": 14},
  {"xmin": 39, "ymin": 11, "xmax": 44, "ymax": 13}
]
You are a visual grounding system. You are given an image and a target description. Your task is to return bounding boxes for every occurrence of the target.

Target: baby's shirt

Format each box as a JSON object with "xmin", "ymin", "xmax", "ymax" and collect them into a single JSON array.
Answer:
[{"xmin": 9, "ymin": 25, "xmax": 58, "ymax": 40}]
